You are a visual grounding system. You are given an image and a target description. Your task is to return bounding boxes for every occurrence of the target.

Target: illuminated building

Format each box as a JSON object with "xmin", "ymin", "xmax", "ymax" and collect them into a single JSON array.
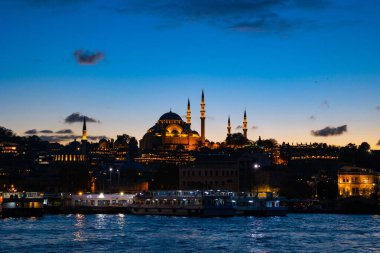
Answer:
[
  {"xmin": 140, "ymin": 91, "xmax": 207, "ymax": 151},
  {"xmin": 243, "ymin": 109, "xmax": 248, "ymax": 139},
  {"xmin": 280, "ymin": 143, "xmax": 339, "ymax": 161},
  {"xmin": 200, "ymin": 90, "xmax": 206, "ymax": 144},
  {"xmin": 338, "ymin": 166, "xmax": 379, "ymax": 198},
  {"xmin": 227, "ymin": 116, "xmax": 231, "ymax": 138},
  {"xmin": 0, "ymin": 142, "xmax": 18, "ymax": 155}
]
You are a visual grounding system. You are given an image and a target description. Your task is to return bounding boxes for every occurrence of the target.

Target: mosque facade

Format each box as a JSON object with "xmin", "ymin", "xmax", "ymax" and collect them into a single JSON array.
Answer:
[{"xmin": 140, "ymin": 90, "xmax": 249, "ymax": 151}]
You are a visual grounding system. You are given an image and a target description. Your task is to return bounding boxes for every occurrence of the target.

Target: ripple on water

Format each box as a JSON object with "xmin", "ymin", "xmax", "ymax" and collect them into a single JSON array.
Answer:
[{"xmin": 1, "ymin": 214, "xmax": 380, "ymax": 252}]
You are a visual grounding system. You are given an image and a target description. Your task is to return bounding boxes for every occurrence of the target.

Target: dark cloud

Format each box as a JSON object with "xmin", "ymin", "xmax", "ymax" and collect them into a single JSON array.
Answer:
[
  {"xmin": 311, "ymin": 125, "xmax": 347, "ymax": 137},
  {"xmin": 113, "ymin": 0, "xmax": 331, "ymax": 34},
  {"xmin": 39, "ymin": 134, "xmax": 107, "ymax": 143},
  {"xmin": 321, "ymin": 100, "xmax": 330, "ymax": 109},
  {"xmin": 25, "ymin": 129, "xmax": 38, "ymax": 135},
  {"xmin": 74, "ymin": 50, "xmax": 104, "ymax": 65},
  {"xmin": 236, "ymin": 125, "xmax": 243, "ymax": 129},
  {"xmin": 377, "ymin": 140, "xmax": 380, "ymax": 146},
  {"xmin": 39, "ymin": 129, "xmax": 54, "ymax": 134},
  {"xmin": 64, "ymin": 112, "xmax": 100, "ymax": 124},
  {"xmin": 251, "ymin": 125, "xmax": 259, "ymax": 129},
  {"xmin": 309, "ymin": 115, "xmax": 316, "ymax": 120},
  {"xmin": 87, "ymin": 135, "xmax": 108, "ymax": 141},
  {"xmin": 56, "ymin": 129, "xmax": 74, "ymax": 134},
  {"xmin": 376, "ymin": 106, "xmax": 380, "ymax": 111}
]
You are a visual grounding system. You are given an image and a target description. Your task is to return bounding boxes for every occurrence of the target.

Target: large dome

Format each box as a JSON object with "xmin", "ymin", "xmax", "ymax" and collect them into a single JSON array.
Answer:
[{"xmin": 159, "ymin": 111, "xmax": 183, "ymax": 121}]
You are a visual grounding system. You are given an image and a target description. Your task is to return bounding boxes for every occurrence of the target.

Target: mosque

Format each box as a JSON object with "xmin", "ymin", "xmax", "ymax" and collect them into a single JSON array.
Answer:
[{"xmin": 139, "ymin": 90, "xmax": 248, "ymax": 151}]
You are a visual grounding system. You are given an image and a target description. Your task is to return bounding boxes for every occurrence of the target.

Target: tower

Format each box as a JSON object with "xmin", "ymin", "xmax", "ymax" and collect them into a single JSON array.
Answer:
[
  {"xmin": 243, "ymin": 109, "xmax": 247, "ymax": 139},
  {"xmin": 82, "ymin": 117, "xmax": 87, "ymax": 141},
  {"xmin": 200, "ymin": 90, "xmax": 206, "ymax": 144},
  {"xmin": 227, "ymin": 116, "xmax": 231, "ymax": 137},
  {"xmin": 186, "ymin": 98, "xmax": 191, "ymax": 126}
]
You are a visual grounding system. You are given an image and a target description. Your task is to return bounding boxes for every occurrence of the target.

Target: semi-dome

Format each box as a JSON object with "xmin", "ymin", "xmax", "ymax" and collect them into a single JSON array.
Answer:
[{"xmin": 159, "ymin": 111, "xmax": 183, "ymax": 121}]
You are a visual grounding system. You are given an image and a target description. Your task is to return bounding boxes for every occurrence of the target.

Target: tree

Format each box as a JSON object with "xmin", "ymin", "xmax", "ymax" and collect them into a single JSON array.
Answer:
[
  {"xmin": 0, "ymin": 126, "xmax": 17, "ymax": 142},
  {"xmin": 226, "ymin": 133, "xmax": 250, "ymax": 146},
  {"xmin": 114, "ymin": 134, "xmax": 131, "ymax": 149},
  {"xmin": 359, "ymin": 142, "xmax": 370, "ymax": 153}
]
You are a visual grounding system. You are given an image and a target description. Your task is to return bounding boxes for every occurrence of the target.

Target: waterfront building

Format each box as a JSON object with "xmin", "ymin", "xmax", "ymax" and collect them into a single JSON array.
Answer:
[
  {"xmin": 179, "ymin": 155, "xmax": 240, "ymax": 191},
  {"xmin": 338, "ymin": 166, "xmax": 380, "ymax": 198}
]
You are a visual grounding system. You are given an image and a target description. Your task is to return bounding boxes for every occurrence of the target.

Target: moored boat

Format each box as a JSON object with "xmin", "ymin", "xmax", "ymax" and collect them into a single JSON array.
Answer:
[
  {"xmin": 1, "ymin": 192, "xmax": 44, "ymax": 218},
  {"xmin": 130, "ymin": 190, "xmax": 235, "ymax": 217},
  {"xmin": 233, "ymin": 192, "xmax": 287, "ymax": 216}
]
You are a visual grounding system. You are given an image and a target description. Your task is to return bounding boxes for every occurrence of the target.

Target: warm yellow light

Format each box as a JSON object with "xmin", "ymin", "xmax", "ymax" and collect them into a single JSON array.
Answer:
[
  {"xmin": 78, "ymin": 191, "xmax": 83, "ymax": 196},
  {"xmin": 120, "ymin": 192, "xmax": 124, "ymax": 196}
]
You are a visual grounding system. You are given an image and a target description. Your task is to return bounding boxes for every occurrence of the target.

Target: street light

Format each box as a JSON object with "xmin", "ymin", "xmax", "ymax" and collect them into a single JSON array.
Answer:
[
  {"xmin": 109, "ymin": 168, "xmax": 113, "ymax": 188},
  {"xmin": 253, "ymin": 163, "xmax": 261, "ymax": 196},
  {"xmin": 117, "ymin": 169, "xmax": 120, "ymax": 187}
]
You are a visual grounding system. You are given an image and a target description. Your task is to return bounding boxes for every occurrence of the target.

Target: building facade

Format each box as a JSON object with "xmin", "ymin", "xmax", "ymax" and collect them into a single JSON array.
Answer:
[{"xmin": 338, "ymin": 166, "xmax": 380, "ymax": 198}]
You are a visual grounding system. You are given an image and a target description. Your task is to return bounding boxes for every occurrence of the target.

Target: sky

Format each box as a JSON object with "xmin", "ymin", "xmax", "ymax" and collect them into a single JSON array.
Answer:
[{"xmin": 0, "ymin": 0, "xmax": 380, "ymax": 148}]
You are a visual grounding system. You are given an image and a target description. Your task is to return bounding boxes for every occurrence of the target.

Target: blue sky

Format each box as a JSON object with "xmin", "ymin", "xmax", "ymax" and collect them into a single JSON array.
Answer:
[{"xmin": 1, "ymin": 0, "xmax": 380, "ymax": 147}]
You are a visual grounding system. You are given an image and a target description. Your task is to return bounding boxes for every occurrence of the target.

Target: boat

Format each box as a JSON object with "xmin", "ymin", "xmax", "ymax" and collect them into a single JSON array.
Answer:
[
  {"xmin": 1, "ymin": 192, "xmax": 44, "ymax": 218},
  {"xmin": 43, "ymin": 192, "xmax": 135, "ymax": 214},
  {"xmin": 233, "ymin": 192, "xmax": 287, "ymax": 216},
  {"xmin": 129, "ymin": 190, "xmax": 235, "ymax": 217}
]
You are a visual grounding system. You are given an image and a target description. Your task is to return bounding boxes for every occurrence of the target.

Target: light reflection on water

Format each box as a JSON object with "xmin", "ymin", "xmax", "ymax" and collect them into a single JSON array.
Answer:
[{"xmin": 0, "ymin": 214, "xmax": 380, "ymax": 252}]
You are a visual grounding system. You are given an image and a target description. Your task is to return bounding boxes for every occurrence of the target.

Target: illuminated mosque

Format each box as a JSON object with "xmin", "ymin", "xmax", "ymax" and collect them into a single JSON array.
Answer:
[{"xmin": 140, "ymin": 90, "xmax": 248, "ymax": 151}]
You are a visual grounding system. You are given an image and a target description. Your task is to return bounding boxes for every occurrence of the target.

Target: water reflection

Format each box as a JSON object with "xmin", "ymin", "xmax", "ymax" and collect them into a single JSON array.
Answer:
[
  {"xmin": 95, "ymin": 214, "xmax": 107, "ymax": 230},
  {"xmin": 117, "ymin": 213, "xmax": 125, "ymax": 230},
  {"xmin": 73, "ymin": 214, "xmax": 87, "ymax": 242}
]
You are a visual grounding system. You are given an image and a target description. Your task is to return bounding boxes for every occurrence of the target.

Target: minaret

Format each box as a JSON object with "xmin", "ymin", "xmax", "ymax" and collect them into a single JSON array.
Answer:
[
  {"xmin": 82, "ymin": 117, "xmax": 87, "ymax": 141},
  {"xmin": 227, "ymin": 116, "xmax": 231, "ymax": 137},
  {"xmin": 243, "ymin": 109, "xmax": 247, "ymax": 139},
  {"xmin": 200, "ymin": 90, "xmax": 206, "ymax": 144},
  {"xmin": 186, "ymin": 98, "xmax": 191, "ymax": 126}
]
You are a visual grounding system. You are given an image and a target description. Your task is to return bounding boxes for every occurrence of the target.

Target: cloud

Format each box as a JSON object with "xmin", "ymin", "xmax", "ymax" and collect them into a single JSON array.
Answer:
[
  {"xmin": 207, "ymin": 116, "xmax": 215, "ymax": 120},
  {"xmin": 309, "ymin": 115, "xmax": 316, "ymax": 120},
  {"xmin": 377, "ymin": 140, "xmax": 380, "ymax": 146},
  {"xmin": 376, "ymin": 106, "xmax": 380, "ymax": 111},
  {"xmin": 25, "ymin": 129, "xmax": 38, "ymax": 135},
  {"xmin": 74, "ymin": 50, "xmax": 104, "ymax": 65},
  {"xmin": 112, "ymin": 0, "xmax": 331, "ymax": 34},
  {"xmin": 39, "ymin": 134, "xmax": 107, "ymax": 143},
  {"xmin": 311, "ymin": 125, "xmax": 347, "ymax": 137},
  {"xmin": 56, "ymin": 129, "xmax": 74, "ymax": 134},
  {"xmin": 236, "ymin": 125, "xmax": 243, "ymax": 129},
  {"xmin": 39, "ymin": 129, "xmax": 54, "ymax": 134},
  {"xmin": 251, "ymin": 125, "xmax": 259, "ymax": 129},
  {"xmin": 64, "ymin": 112, "xmax": 100, "ymax": 124},
  {"xmin": 321, "ymin": 100, "xmax": 330, "ymax": 109}
]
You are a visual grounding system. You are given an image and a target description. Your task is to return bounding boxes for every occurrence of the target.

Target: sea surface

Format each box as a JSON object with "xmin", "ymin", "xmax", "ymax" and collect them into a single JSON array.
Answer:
[{"xmin": 1, "ymin": 214, "xmax": 379, "ymax": 252}]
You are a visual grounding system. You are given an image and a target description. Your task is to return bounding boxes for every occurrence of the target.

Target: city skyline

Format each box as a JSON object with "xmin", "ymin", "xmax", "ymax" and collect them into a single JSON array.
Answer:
[{"xmin": 1, "ymin": 0, "xmax": 380, "ymax": 148}]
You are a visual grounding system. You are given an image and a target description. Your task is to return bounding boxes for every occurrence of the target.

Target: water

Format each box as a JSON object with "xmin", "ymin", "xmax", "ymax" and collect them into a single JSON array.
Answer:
[{"xmin": 1, "ymin": 214, "xmax": 379, "ymax": 252}]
